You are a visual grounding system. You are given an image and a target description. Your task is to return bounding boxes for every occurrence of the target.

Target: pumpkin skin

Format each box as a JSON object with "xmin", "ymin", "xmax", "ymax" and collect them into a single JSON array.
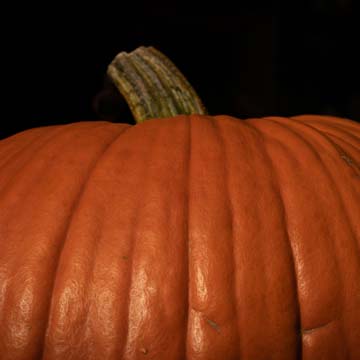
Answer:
[{"xmin": 0, "ymin": 114, "xmax": 359, "ymax": 360}]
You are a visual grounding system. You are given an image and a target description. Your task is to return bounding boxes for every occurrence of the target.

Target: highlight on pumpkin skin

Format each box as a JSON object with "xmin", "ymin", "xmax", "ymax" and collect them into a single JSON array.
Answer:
[{"xmin": 107, "ymin": 46, "xmax": 207, "ymax": 123}]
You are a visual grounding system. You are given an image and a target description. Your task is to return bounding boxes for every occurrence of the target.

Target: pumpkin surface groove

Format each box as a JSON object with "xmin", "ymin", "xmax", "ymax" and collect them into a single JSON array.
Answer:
[
  {"xmin": 232, "ymin": 117, "xmax": 301, "ymax": 358},
  {"xmin": 0, "ymin": 115, "xmax": 359, "ymax": 359},
  {"xmin": 254, "ymin": 116, "xmax": 360, "ymax": 358},
  {"xmin": 41, "ymin": 123, "xmax": 131, "ymax": 359},
  {"xmin": 208, "ymin": 116, "xmax": 241, "ymax": 354},
  {"xmin": 183, "ymin": 116, "xmax": 191, "ymax": 360}
]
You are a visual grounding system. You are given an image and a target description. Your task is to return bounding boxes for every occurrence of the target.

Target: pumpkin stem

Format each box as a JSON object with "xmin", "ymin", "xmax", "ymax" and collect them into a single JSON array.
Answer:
[{"xmin": 107, "ymin": 46, "xmax": 207, "ymax": 123}]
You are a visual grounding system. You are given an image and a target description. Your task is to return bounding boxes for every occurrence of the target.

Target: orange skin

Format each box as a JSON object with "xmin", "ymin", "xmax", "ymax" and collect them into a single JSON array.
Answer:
[{"xmin": 0, "ymin": 114, "xmax": 359, "ymax": 359}]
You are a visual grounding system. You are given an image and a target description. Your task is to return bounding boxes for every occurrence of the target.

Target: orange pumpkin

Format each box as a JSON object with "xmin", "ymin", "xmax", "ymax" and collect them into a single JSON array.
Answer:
[{"xmin": 0, "ymin": 47, "xmax": 359, "ymax": 360}]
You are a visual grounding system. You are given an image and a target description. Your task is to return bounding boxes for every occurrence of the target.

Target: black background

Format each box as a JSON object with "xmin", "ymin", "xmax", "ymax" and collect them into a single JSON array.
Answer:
[{"xmin": 1, "ymin": 4, "xmax": 359, "ymax": 140}]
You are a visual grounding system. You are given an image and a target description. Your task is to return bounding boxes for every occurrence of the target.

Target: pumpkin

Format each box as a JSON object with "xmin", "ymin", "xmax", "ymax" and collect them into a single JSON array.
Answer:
[{"xmin": 0, "ymin": 46, "xmax": 359, "ymax": 360}]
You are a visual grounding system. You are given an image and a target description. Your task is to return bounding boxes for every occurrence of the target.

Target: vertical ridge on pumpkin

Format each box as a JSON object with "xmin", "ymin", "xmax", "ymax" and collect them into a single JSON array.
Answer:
[
  {"xmin": 50, "ymin": 122, "xmax": 148, "ymax": 359},
  {"xmin": 278, "ymin": 117, "xmax": 360, "ymax": 358},
  {"xmin": 0, "ymin": 125, "xmax": 68, "ymax": 197},
  {"xmin": 326, "ymin": 134, "xmax": 360, "ymax": 168},
  {"xmin": 251, "ymin": 117, "xmax": 305, "ymax": 359},
  {"xmin": 0, "ymin": 122, "xmax": 128, "ymax": 359},
  {"xmin": 40, "ymin": 123, "xmax": 129, "ymax": 359},
  {"xmin": 255, "ymin": 116, "xmax": 359, "ymax": 357},
  {"xmin": 289, "ymin": 115, "xmax": 360, "ymax": 160},
  {"xmin": 216, "ymin": 115, "xmax": 301, "ymax": 358},
  {"xmin": 115, "ymin": 116, "xmax": 190, "ymax": 359},
  {"xmin": 290, "ymin": 115, "xmax": 360, "ymax": 134},
  {"xmin": 0, "ymin": 125, "xmax": 59, "ymax": 171},
  {"xmin": 0, "ymin": 125, "xmax": 68, "ymax": 358},
  {"xmin": 186, "ymin": 115, "xmax": 248, "ymax": 359},
  {"xmin": 184, "ymin": 115, "xmax": 191, "ymax": 360},
  {"xmin": 120, "ymin": 121, "xmax": 161, "ymax": 358},
  {"xmin": 296, "ymin": 120, "xmax": 360, "ymax": 181},
  {"xmin": 210, "ymin": 116, "xmax": 241, "ymax": 350}
]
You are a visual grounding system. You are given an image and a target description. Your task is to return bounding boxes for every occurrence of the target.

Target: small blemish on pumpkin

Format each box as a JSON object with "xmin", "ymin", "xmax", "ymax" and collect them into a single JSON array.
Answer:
[
  {"xmin": 206, "ymin": 318, "xmax": 220, "ymax": 333},
  {"xmin": 140, "ymin": 347, "xmax": 148, "ymax": 355},
  {"xmin": 301, "ymin": 320, "xmax": 334, "ymax": 335},
  {"xmin": 340, "ymin": 153, "xmax": 360, "ymax": 178},
  {"xmin": 122, "ymin": 255, "xmax": 128, "ymax": 260},
  {"xmin": 340, "ymin": 154, "xmax": 354, "ymax": 165}
]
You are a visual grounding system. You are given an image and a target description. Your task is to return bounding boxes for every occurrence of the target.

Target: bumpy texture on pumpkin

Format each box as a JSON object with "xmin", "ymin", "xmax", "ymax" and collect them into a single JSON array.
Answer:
[{"xmin": 0, "ymin": 115, "xmax": 359, "ymax": 359}]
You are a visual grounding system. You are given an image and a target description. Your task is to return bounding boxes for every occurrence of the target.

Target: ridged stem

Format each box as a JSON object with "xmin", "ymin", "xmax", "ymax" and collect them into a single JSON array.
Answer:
[{"xmin": 107, "ymin": 46, "xmax": 207, "ymax": 123}]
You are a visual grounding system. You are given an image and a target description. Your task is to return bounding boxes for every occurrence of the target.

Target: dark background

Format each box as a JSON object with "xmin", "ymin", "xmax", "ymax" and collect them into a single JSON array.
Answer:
[{"xmin": 1, "ymin": 5, "xmax": 359, "ymax": 140}]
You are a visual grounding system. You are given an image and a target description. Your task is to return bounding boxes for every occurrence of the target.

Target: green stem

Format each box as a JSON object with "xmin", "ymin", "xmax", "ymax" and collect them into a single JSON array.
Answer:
[{"xmin": 107, "ymin": 46, "xmax": 207, "ymax": 123}]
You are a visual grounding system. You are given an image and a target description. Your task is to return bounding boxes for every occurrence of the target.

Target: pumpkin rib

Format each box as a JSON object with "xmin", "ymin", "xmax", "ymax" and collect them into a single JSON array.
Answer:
[
  {"xmin": 290, "ymin": 115, "xmax": 360, "ymax": 134},
  {"xmin": 252, "ymin": 117, "xmax": 347, "ymax": 353},
  {"xmin": 280, "ymin": 118, "xmax": 360, "ymax": 207},
  {"xmin": 0, "ymin": 130, "xmax": 46, "ymax": 169},
  {"xmin": 270, "ymin": 117, "xmax": 360, "ymax": 180},
  {"xmin": 42, "ymin": 122, "xmax": 155, "ymax": 359},
  {"xmin": 241, "ymin": 116, "xmax": 302, "ymax": 355},
  {"xmin": 269, "ymin": 118, "xmax": 347, "ymax": 329},
  {"xmin": 301, "ymin": 119, "xmax": 359, "ymax": 228},
  {"xmin": 0, "ymin": 124, "xmax": 61, "ymax": 150},
  {"xmin": 0, "ymin": 125, "xmax": 66, "ymax": 187},
  {"xmin": 294, "ymin": 126, "xmax": 360, "ymax": 354},
  {"xmin": 120, "ymin": 128, "xmax": 165, "ymax": 358},
  {"xmin": 184, "ymin": 116, "xmax": 191, "ymax": 359},
  {"xmin": 270, "ymin": 188, "xmax": 303, "ymax": 358},
  {"xmin": 303, "ymin": 123, "xmax": 360, "ymax": 146},
  {"xmin": 262, "ymin": 116, "xmax": 360, "ymax": 355},
  {"xmin": 209, "ymin": 116, "xmax": 241, "ymax": 351},
  {"xmin": 0, "ymin": 122, "xmax": 127, "ymax": 358},
  {"xmin": 220, "ymin": 116, "xmax": 299, "ymax": 355},
  {"xmin": 40, "ymin": 123, "xmax": 130, "ymax": 359},
  {"xmin": 321, "ymin": 131, "xmax": 360, "ymax": 158},
  {"xmin": 118, "ymin": 191, "xmax": 137, "ymax": 359},
  {"xmin": 294, "ymin": 114, "xmax": 360, "ymax": 134},
  {"xmin": 322, "ymin": 135, "xmax": 360, "ymax": 179},
  {"xmin": 231, "ymin": 116, "xmax": 303, "ymax": 356},
  {"xmin": 306, "ymin": 127, "xmax": 360, "ymax": 180},
  {"xmin": 327, "ymin": 124, "xmax": 360, "ymax": 141},
  {"xmin": 0, "ymin": 125, "xmax": 81, "ymax": 318},
  {"xmin": 215, "ymin": 116, "xmax": 301, "ymax": 356},
  {"xmin": 248, "ymin": 118, "xmax": 303, "ymax": 357},
  {"xmin": 187, "ymin": 115, "xmax": 249, "ymax": 358},
  {"xmin": 86, "ymin": 137, "xmax": 137, "ymax": 359},
  {"xmin": 320, "ymin": 133, "xmax": 360, "ymax": 179},
  {"xmin": 0, "ymin": 123, "xmax": 119, "ymax": 209},
  {"xmin": 100, "ymin": 117, "xmax": 191, "ymax": 358}
]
